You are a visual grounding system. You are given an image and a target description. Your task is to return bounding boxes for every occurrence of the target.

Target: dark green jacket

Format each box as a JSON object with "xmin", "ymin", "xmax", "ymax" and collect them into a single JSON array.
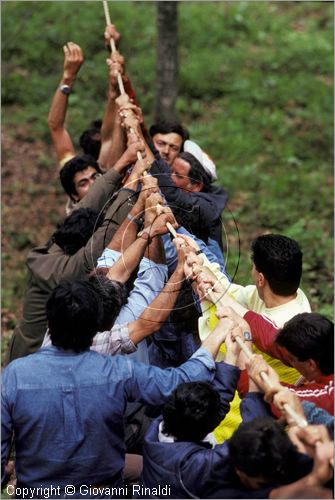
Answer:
[{"xmin": 6, "ymin": 186, "xmax": 136, "ymax": 364}]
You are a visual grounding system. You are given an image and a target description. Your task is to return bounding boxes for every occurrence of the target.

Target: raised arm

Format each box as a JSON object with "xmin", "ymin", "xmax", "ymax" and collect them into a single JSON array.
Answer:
[
  {"xmin": 98, "ymin": 25, "xmax": 127, "ymax": 169},
  {"xmin": 128, "ymin": 237, "xmax": 186, "ymax": 343},
  {"xmin": 106, "ymin": 190, "xmax": 177, "ymax": 283},
  {"xmin": 48, "ymin": 42, "xmax": 83, "ymax": 165}
]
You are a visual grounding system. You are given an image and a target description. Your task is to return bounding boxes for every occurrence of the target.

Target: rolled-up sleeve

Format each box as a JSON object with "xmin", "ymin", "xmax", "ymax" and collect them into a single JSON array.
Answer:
[
  {"xmin": 115, "ymin": 256, "xmax": 168, "ymax": 324},
  {"xmin": 91, "ymin": 324, "xmax": 136, "ymax": 356}
]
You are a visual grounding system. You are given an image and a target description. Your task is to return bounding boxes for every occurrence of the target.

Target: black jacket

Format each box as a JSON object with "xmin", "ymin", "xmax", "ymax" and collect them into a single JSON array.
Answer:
[{"xmin": 150, "ymin": 156, "xmax": 228, "ymax": 249}]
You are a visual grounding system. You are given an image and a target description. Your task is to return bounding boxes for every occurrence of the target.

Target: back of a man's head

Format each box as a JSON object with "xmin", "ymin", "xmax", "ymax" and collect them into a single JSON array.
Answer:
[
  {"xmin": 229, "ymin": 417, "xmax": 297, "ymax": 484},
  {"xmin": 251, "ymin": 234, "xmax": 302, "ymax": 296},
  {"xmin": 47, "ymin": 280, "xmax": 103, "ymax": 352},
  {"xmin": 162, "ymin": 382, "xmax": 222, "ymax": 441},
  {"xmin": 60, "ymin": 154, "xmax": 102, "ymax": 199},
  {"xmin": 149, "ymin": 121, "xmax": 190, "ymax": 143},
  {"xmin": 88, "ymin": 273, "xmax": 127, "ymax": 331},
  {"xmin": 275, "ymin": 313, "xmax": 334, "ymax": 375},
  {"xmin": 79, "ymin": 119, "xmax": 102, "ymax": 159},
  {"xmin": 52, "ymin": 208, "xmax": 103, "ymax": 255}
]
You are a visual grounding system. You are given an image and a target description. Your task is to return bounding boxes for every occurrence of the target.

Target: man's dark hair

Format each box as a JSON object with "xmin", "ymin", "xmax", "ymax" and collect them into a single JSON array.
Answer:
[
  {"xmin": 79, "ymin": 119, "xmax": 102, "ymax": 160},
  {"xmin": 59, "ymin": 154, "xmax": 102, "ymax": 199},
  {"xmin": 251, "ymin": 234, "xmax": 302, "ymax": 296},
  {"xmin": 275, "ymin": 313, "xmax": 334, "ymax": 375},
  {"xmin": 162, "ymin": 382, "xmax": 223, "ymax": 441},
  {"xmin": 88, "ymin": 274, "xmax": 127, "ymax": 331},
  {"xmin": 229, "ymin": 418, "xmax": 297, "ymax": 483},
  {"xmin": 149, "ymin": 121, "xmax": 190, "ymax": 143},
  {"xmin": 47, "ymin": 280, "xmax": 103, "ymax": 352},
  {"xmin": 178, "ymin": 152, "xmax": 212, "ymax": 190},
  {"xmin": 52, "ymin": 208, "xmax": 103, "ymax": 255}
]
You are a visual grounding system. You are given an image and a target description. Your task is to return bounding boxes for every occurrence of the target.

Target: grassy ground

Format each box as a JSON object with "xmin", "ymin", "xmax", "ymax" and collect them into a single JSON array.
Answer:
[{"xmin": 2, "ymin": 1, "xmax": 333, "ymax": 364}]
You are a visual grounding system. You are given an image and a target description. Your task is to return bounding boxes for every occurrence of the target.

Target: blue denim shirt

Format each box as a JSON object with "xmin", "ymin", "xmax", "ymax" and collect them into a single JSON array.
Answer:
[{"xmin": 2, "ymin": 346, "xmax": 215, "ymax": 494}]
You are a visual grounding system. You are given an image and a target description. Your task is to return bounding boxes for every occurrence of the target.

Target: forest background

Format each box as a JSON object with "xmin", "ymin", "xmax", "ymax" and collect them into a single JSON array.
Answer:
[{"xmin": 2, "ymin": 1, "xmax": 333, "ymax": 362}]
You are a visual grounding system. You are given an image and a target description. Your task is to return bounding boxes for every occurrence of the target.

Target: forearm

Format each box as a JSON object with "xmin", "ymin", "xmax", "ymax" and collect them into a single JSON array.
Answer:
[
  {"xmin": 201, "ymin": 330, "xmax": 226, "ymax": 360},
  {"xmin": 105, "ymin": 121, "xmax": 127, "ymax": 170},
  {"xmin": 48, "ymin": 87, "xmax": 69, "ymax": 131},
  {"xmin": 107, "ymin": 199, "xmax": 143, "ymax": 252},
  {"xmin": 107, "ymin": 237, "xmax": 148, "ymax": 283},
  {"xmin": 144, "ymin": 235, "xmax": 166, "ymax": 264},
  {"xmin": 218, "ymin": 293, "xmax": 248, "ymax": 316},
  {"xmin": 101, "ymin": 88, "xmax": 118, "ymax": 142},
  {"xmin": 48, "ymin": 66, "xmax": 78, "ymax": 122},
  {"xmin": 76, "ymin": 189, "xmax": 138, "ymax": 275},
  {"xmin": 133, "ymin": 124, "xmax": 155, "ymax": 163},
  {"xmin": 48, "ymin": 89, "xmax": 75, "ymax": 159},
  {"xmin": 129, "ymin": 267, "xmax": 184, "ymax": 343},
  {"xmin": 198, "ymin": 263, "xmax": 246, "ymax": 314},
  {"xmin": 99, "ymin": 89, "xmax": 127, "ymax": 169}
]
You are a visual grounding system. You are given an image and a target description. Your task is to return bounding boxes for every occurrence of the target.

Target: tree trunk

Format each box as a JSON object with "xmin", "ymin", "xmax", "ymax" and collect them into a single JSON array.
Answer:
[{"xmin": 154, "ymin": 1, "xmax": 179, "ymax": 123}]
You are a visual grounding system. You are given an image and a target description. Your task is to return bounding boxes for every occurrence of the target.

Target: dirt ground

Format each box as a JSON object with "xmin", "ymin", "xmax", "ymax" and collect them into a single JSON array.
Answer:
[{"xmin": 2, "ymin": 126, "xmax": 67, "ymax": 354}]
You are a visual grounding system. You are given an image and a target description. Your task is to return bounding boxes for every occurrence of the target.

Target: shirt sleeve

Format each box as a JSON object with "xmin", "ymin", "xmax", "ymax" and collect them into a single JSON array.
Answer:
[
  {"xmin": 1, "ymin": 370, "xmax": 14, "ymax": 481},
  {"xmin": 115, "ymin": 256, "xmax": 168, "ymax": 324},
  {"xmin": 302, "ymin": 401, "xmax": 334, "ymax": 432},
  {"xmin": 213, "ymin": 362, "xmax": 241, "ymax": 417},
  {"xmin": 243, "ymin": 311, "xmax": 289, "ymax": 362},
  {"xmin": 240, "ymin": 392, "xmax": 272, "ymax": 422},
  {"xmin": 281, "ymin": 380, "xmax": 334, "ymax": 416},
  {"xmin": 125, "ymin": 347, "xmax": 216, "ymax": 405},
  {"xmin": 90, "ymin": 323, "xmax": 136, "ymax": 356}
]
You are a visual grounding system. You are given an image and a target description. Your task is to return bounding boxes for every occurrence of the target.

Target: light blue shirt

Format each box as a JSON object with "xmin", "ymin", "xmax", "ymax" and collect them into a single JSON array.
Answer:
[{"xmin": 97, "ymin": 248, "xmax": 168, "ymax": 364}]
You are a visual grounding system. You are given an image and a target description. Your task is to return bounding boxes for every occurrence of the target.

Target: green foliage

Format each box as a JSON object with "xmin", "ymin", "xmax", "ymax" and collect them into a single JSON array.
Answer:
[{"xmin": 2, "ymin": 0, "xmax": 333, "ymax": 333}]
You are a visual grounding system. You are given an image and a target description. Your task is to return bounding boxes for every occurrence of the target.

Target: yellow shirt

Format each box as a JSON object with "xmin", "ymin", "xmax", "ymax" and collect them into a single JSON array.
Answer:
[{"xmin": 198, "ymin": 261, "xmax": 311, "ymax": 442}]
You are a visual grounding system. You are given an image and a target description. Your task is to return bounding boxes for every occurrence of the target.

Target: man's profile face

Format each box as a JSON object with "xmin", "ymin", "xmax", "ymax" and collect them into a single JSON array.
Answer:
[
  {"xmin": 171, "ymin": 157, "xmax": 192, "ymax": 191},
  {"xmin": 171, "ymin": 157, "xmax": 203, "ymax": 194},
  {"xmin": 152, "ymin": 132, "xmax": 183, "ymax": 165},
  {"xmin": 72, "ymin": 167, "xmax": 101, "ymax": 201},
  {"xmin": 285, "ymin": 352, "xmax": 313, "ymax": 380}
]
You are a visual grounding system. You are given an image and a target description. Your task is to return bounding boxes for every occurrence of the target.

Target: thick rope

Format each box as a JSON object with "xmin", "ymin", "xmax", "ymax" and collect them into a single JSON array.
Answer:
[
  {"xmin": 203, "ymin": 289, "xmax": 308, "ymax": 429},
  {"xmin": 102, "ymin": 0, "xmax": 125, "ymax": 94}
]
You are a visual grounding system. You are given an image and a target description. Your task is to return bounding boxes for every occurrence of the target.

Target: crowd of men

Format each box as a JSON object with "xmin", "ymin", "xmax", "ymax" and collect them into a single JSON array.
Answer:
[{"xmin": 2, "ymin": 23, "xmax": 334, "ymax": 500}]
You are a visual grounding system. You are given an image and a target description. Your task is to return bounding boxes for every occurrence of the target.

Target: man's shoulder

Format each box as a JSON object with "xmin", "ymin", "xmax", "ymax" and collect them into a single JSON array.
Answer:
[
  {"xmin": 3, "ymin": 348, "xmax": 47, "ymax": 379},
  {"xmin": 192, "ymin": 186, "xmax": 228, "ymax": 214}
]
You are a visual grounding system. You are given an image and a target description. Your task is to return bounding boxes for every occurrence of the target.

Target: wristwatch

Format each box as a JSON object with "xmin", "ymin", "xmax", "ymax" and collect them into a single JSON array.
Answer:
[
  {"xmin": 127, "ymin": 213, "xmax": 144, "ymax": 229},
  {"xmin": 59, "ymin": 84, "xmax": 72, "ymax": 95},
  {"xmin": 243, "ymin": 331, "xmax": 253, "ymax": 341}
]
